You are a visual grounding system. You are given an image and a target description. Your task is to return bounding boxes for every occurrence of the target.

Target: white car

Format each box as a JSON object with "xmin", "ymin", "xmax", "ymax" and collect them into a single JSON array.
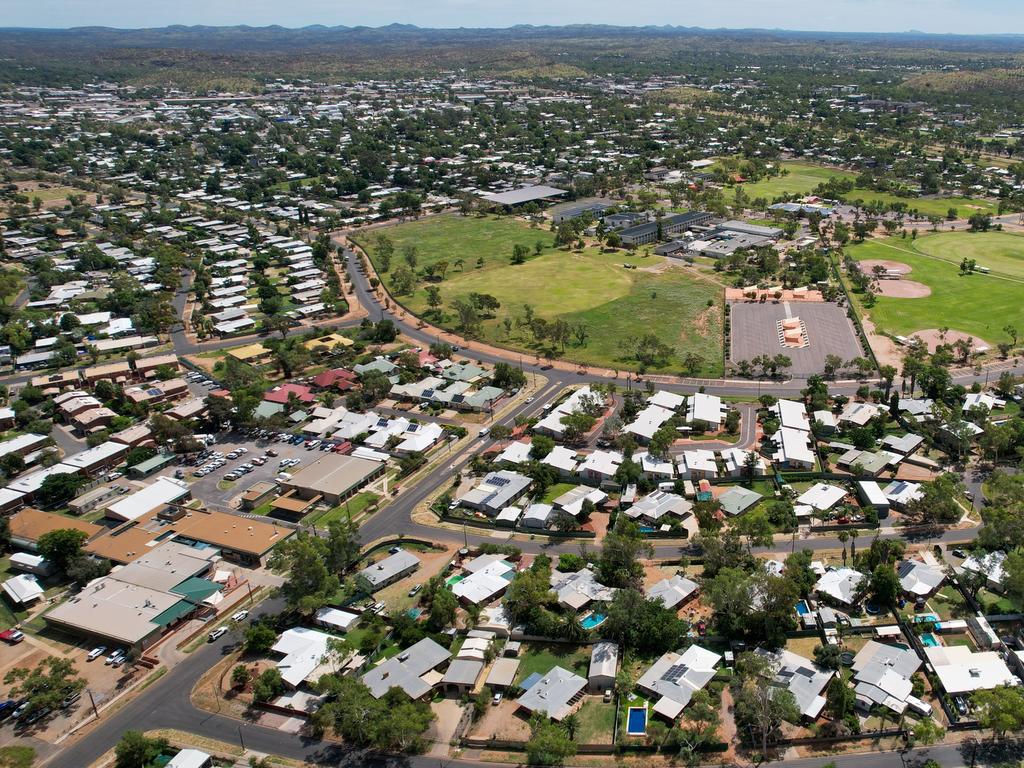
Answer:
[
  {"xmin": 208, "ymin": 627, "xmax": 228, "ymax": 642},
  {"xmin": 105, "ymin": 649, "xmax": 125, "ymax": 665},
  {"xmin": 231, "ymin": 610, "xmax": 249, "ymax": 622},
  {"xmin": 237, "ymin": 447, "xmax": 248, "ymax": 454},
  {"xmin": 86, "ymin": 646, "xmax": 106, "ymax": 661}
]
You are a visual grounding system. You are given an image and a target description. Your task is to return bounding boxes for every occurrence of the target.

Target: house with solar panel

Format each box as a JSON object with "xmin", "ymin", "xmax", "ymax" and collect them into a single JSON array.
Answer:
[
  {"xmin": 636, "ymin": 645, "xmax": 721, "ymax": 721},
  {"xmin": 754, "ymin": 647, "xmax": 834, "ymax": 721}
]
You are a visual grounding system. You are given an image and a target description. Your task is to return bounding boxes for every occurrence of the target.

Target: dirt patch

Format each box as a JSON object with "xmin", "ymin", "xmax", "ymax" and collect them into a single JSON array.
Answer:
[
  {"xmin": 859, "ymin": 259, "xmax": 912, "ymax": 275},
  {"xmin": 859, "ymin": 315, "xmax": 904, "ymax": 370},
  {"xmin": 910, "ymin": 328, "xmax": 990, "ymax": 354},
  {"xmin": 874, "ymin": 280, "xmax": 931, "ymax": 298}
]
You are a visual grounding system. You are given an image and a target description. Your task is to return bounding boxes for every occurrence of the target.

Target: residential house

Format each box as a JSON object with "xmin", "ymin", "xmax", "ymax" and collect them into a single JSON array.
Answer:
[
  {"xmin": 357, "ymin": 550, "xmax": 419, "ymax": 592},
  {"xmin": 362, "ymin": 638, "xmax": 452, "ymax": 700},
  {"xmin": 897, "ymin": 559, "xmax": 946, "ymax": 599},
  {"xmin": 755, "ymin": 647, "xmax": 834, "ymax": 720},
  {"xmin": 647, "ymin": 574, "xmax": 699, "ymax": 610},
  {"xmin": 516, "ymin": 666, "xmax": 587, "ymax": 721},
  {"xmin": 852, "ymin": 640, "xmax": 930, "ymax": 716},
  {"xmin": 550, "ymin": 568, "xmax": 616, "ymax": 611},
  {"xmin": 637, "ymin": 645, "xmax": 721, "ymax": 721},
  {"xmin": 718, "ymin": 486, "xmax": 763, "ymax": 516},
  {"xmin": 458, "ymin": 471, "xmax": 532, "ymax": 516},
  {"xmin": 815, "ymin": 567, "xmax": 865, "ymax": 607}
]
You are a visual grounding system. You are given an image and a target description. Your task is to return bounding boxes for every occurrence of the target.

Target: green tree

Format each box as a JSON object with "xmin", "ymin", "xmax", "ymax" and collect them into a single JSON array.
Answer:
[
  {"xmin": 245, "ymin": 622, "xmax": 278, "ymax": 654},
  {"xmin": 596, "ymin": 518, "xmax": 652, "ymax": 588},
  {"xmin": 526, "ymin": 715, "xmax": 576, "ymax": 765},
  {"xmin": 972, "ymin": 685, "xmax": 1024, "ymax": 737},
  {"xmin": 37, "ymin": 528, "xmax": 88, "ymax": 574},
  {"xmin": 35, "ymin": 473, "xmax": 85, "ymax": 508},
  {"xmin": 114, "ymin": 731, "xmax": 169, "ymax": 768},
  {"xmin": 4, "ymin": 656, "xmax": 84, "ymax": 721},
  {"xmin": 268, "ymin": 534, "xmax": 340, "ymax": 615}
]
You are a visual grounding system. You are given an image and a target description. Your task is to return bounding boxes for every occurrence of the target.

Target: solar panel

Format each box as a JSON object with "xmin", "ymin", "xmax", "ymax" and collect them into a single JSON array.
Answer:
[{"xmin": 662, "ymin": 663, "xmax": 690, "ymax": 683}]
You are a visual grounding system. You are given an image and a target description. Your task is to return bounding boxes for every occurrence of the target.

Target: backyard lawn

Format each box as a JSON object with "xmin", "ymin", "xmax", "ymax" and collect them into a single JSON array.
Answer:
[
  {"xmin": 542, "ymin": 483, "xmax": 577, "ymax": 505},
  {"xmin": 932, "ymin": 586, "xmax": 968, "ymax": 621},
  {"xmin": 514, "ymin": 643, "xmax": 590, "ymax": 685},
  {"xmin": 574, "ymin": 698, "xmax": 617, "ymax": 744},
  {"xmin": 848, "ymin": 232, "xmax": 1024, "ymax": 343},
  {"xmin": 356, "ymin": 214, "xmax": 725, "ymax": 375}
]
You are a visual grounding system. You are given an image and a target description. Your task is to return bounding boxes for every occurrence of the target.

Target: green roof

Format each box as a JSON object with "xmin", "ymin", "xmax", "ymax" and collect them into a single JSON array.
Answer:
[
  {"xmin": 253, "ymin": 401, "xmax": 286, "ymax": 420},
  {"xmin": 130, "ymin": 453, "xmax": 176, "ymax": 472},
  {"xmin": 170, "ymin": 577, "xmax": 221, "ymax": 604},
  {"xmin": 151, "ymin": 599, "xmax": 196, "ymax": 628}
]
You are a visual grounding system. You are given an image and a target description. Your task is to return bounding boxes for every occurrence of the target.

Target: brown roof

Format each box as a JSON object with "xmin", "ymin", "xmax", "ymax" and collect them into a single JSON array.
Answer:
[
  {"xmin": 84, "ymin": 507, "xmax": 293, "ymax": 562},
  {"xmin": 173, "ymin": 508, "xmax": 292, "ymax": 556},
  {"xmin": 85, "ymin": 523, "xmax": 161, "ymax": 564},
  {"xmin": 135, "ymin": 354, "xmax": 179, "ymax": 371},
  {"xmin": 271, "ymin": 494, "xmax": 317, "ymax": 514},
  {"xmin": 10, "ymin": 508, "xmax": 102, "ymax": 545},
  {"xmin": 83, "ymin": 362, "xmax": 131, "ymax": 379}
]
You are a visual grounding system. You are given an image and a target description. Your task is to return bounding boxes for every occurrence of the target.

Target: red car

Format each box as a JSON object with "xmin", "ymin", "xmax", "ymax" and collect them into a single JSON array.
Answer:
[{"xmin": 0, "ymin": 629, "xmax": 24, "ymax": 644}]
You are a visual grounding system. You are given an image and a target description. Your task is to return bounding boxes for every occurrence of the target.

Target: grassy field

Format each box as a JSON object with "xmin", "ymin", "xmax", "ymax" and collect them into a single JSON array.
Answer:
[
  {"xmin": 357, "ymin": 214, "xmax": 725, "ymax": 375},
  {"xmin": 739, "ymin": 161, "xmax": 854, "ymax": 200},
  {"xmin": 848, "ymin": 232, "xmax": 1024, "ymax": 342},
  {"xmin": 845, "ymin": 189, "xmax": 998, "ymax": 218}
]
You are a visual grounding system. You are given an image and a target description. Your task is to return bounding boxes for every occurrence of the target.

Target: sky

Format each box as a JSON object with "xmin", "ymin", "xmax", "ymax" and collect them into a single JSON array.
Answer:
[{"xmin": 2, "ymin": 0, "xmax": 1023, "ymax": 36}]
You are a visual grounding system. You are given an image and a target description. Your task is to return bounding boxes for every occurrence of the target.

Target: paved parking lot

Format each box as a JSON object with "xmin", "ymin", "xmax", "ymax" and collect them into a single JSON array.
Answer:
[
  {"xmin": 729, "ymin": 301, "xmax": 864, "ymax": 376},
  {"xmin": 184, "ymin": 432, "xmax": 331, "ymax": 510}
]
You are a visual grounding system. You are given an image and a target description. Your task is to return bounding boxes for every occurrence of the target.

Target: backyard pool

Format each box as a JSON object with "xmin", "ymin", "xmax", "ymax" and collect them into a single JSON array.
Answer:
[
  {"xmin": 626, "ymin": 706, "xmax": 648, "ymax": 736},
  {"xmin": 445, "ymin": 574, "xmax": 464, "ymax": 587},
  {"xmin": 795, "ymin": 600, "xmax": 811, "ymax": 616},
  {"xmin": 921, "ymin": 632, "xmax": 940, "ymax": 647},
  {"xmin": 914, "ymin": 613, "xmax": 940, "ymax": 624},
  {"xmin": 581, "ymin": 613, "xmax": 607, "ymax": 630}
]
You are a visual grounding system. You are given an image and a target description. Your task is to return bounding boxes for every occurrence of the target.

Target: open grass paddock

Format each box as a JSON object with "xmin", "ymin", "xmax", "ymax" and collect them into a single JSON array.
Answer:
[{"xmin": 356, "ymin": 214, "xmax": 725, "ymax": 375}]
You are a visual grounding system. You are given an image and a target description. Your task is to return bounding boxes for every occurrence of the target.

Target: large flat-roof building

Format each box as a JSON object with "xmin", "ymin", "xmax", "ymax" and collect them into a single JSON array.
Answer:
[
  {"xmin": 618, "ymin": 211, "xmax": 713, "ymax": 246},
  {"xmin": 279, "ymin": 453, "xmax": 385, "ymax": 505},
  {"xmin": 480, "ymin": 185, "xmax": 567, "ymax": 208}
]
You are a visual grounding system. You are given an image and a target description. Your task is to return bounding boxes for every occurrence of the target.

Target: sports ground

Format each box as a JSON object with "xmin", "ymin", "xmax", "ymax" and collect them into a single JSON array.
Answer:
[
  {"xmin": 355, "ymin": 214, "xmax": 726, "ymax": 376},
  {"xmin": 848, "ymin": 231, "xmax": 1024, "ymax": 346}
]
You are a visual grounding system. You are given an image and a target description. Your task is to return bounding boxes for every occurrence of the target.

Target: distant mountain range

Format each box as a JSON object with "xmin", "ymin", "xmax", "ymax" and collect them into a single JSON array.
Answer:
[{"xmin": 2, "ymin": 23, "xmax": 1024, "ymax": 54}]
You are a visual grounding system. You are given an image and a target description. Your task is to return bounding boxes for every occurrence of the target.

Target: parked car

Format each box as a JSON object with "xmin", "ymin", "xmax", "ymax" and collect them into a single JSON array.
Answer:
[
  {"xmin": 208, "ymin": 627, "xmax": 228, "ymax": 642},
  {"xmin": 0, "ymin": 629, "xmax": 24, "ymax": 645},
  {"xmin": 60, "ymin": 690, "xmax": 81, "ymax": 709},
  {"xmin": 105, "ymin": 649, "xmax": 125, "ymax": 666},
  {"xmin": 231, "ymin": 610, "xmax": 249, "ymax": 622},
  {"xmin": 492, "ymin": 692, "xmax": 503, "ymax": 706},
  {"xmin": 21, "ymin": 706, "xmax": 49, "ymax": 725},
  {"xmin": 952, "ymin": 548, "xmax": 967, "ymax": 559},
  {"xmin": 408, "ymin": 584, "xmax": 422, "ymax": 598},
  {"xmin": 371, "ymin": 602, "xmax": 387, "ymax": 615},
  {"xmin": 86, "ymin": 646, "xmax": 107, "ymax": 661},
  {"xmin": 106, "ymin": 471, "xmax": 123, "ymax": 481},
  {"xmin": 265, "ymin": 448, "xmax": 279, "ymax": 457}
]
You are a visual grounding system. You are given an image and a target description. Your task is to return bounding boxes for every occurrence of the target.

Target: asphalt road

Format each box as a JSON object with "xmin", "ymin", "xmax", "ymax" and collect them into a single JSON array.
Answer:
[
  {"xmin": 30, "ymin": 233, "xmax": 1013, "ymax": 767},
  {"xmin": 46, "ymin": 591, "xmax": 997, "ymax": 768}
]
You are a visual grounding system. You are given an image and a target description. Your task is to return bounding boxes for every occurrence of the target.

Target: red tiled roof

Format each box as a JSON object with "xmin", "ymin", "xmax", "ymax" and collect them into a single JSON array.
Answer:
[{"xmin": 263, "ymin": 383, "xmax": 316, "ymax": 404}]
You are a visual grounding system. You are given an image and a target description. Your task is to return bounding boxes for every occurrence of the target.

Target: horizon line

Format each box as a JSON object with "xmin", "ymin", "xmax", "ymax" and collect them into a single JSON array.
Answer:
[{"xmin": 1, "ymin": 22, "xmax": 1023, "ymax": 38}]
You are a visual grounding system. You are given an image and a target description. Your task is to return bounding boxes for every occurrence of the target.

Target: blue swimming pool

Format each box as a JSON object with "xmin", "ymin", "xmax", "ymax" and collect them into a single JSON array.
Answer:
[
  {"xmin": 581, "ymin": 613, "xmax": 607, "ymax": 630},
  {"xmin": 626, "ymin": 706, "xmax": 647, "ymax": 735},
  {"xmin": 795, "ymin": 600, "xmax": 811, "ymax": 616},
  {"xmin": 914, "ymin": 613, "xmax": 940, "ymax": 624},
  {"xmin": 921, "ymin": 632, "xmax": 939, "ymax": 647}
]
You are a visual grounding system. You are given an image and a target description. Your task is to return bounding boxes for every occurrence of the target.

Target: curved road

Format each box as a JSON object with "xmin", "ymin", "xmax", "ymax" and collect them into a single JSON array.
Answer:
[
  {"xmin": 38, "ymin": 232, "xmax": 1005, "ymax": 767},
  {"xmin": 48, "ymin": 596, "xmax": 992, "ymax": 768}
]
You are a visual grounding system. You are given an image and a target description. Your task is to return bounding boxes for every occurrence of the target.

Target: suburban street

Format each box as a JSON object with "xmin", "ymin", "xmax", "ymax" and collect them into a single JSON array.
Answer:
[{"xmin": 21, "ymin": 229, "xmax": 1009, "ymax": 768}]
